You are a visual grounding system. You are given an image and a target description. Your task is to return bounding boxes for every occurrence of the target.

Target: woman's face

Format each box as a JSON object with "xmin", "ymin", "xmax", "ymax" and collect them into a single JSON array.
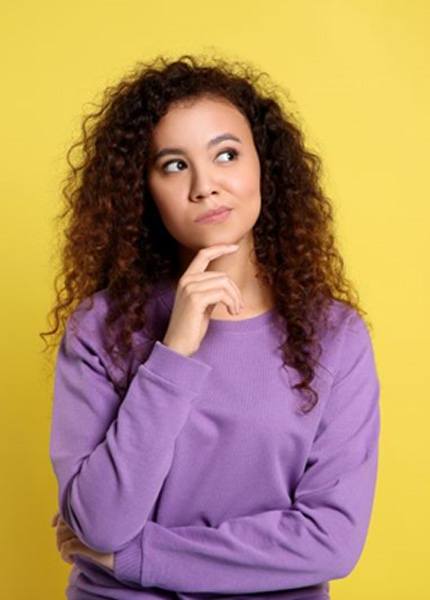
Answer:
[{"xmin": 147, "ymin": 95, "xmax": 262, "ymax": 253}]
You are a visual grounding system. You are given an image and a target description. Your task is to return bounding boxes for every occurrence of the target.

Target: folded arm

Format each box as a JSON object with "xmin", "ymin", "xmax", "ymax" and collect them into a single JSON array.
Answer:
[
  {"xmin": 50, "ymin": 307, "xmax": 213, "ymax": 553},
  {"xmin": 113, "ymin": 314, "xmax": 381, "ymax": 593}
]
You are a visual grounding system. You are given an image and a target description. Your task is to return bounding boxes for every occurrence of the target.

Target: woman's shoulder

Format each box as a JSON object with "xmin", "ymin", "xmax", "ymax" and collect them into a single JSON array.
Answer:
[
  {"xmin": 64, "ymin": 283, "xmax": 172, "ymax": 385},
  {"xmin": 324, "ymin": 297, "xmax": 368, "ymax": 334},
  {"xmin": 66, "ymin": 287, "xmax": 111, "ymax": 343},
  {"xmin": 316, "ymin": 298, "xmax": 372, "ymax": 377},
  {"xmin": 68, "ymin": 281, "xmax": 170, "ymax": 335}
]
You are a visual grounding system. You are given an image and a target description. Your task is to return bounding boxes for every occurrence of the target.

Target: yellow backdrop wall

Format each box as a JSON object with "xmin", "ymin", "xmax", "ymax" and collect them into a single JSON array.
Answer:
[{"xmin": 1, "ymin": 1, "xmax": 428, "ymax": 598}]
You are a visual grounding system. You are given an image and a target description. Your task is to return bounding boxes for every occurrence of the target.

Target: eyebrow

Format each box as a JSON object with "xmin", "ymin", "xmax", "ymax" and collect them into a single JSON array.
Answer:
[{"xmin": 151, "ymin": 132, "xmax": 242, "ymax": 163}]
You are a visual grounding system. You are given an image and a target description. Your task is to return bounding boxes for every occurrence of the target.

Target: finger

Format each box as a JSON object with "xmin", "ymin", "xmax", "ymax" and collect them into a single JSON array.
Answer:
[
  {"xmin": 228, "ymin": 278, "xmax": 245, "ymax": 307},
  {"xmin": 193, "ymin": 288, "xmax": 239, "ymax": 316},
  {"xmin": 57, "ymin": 519, "xmax": 77, "ymax": 539},
  {"xmin": 56, "ymin": 528, "xmax": 77, "ymax": 552},
  {"xmin": 51, "ymin": 511, "xmax": 59, "ymax": 527},
  {"xmin": 186, "ymin": 276, "xmax": 242, "ymax": 314},
  {"xmin": 61, "ymin": 538, "xmax": 81, "ymax": 565},
  {"xmin": 181, "ymin": 271, "xmax": 245, "ymax": 307},
  {"xmin": 60, "ymin": 538, "xmax": 75, "ymax": 564},
  {"xmin": 183, "ymin": 244, "xmax": 239, "ymax": 278},
  {"xmin": 57, "ymin": 519, "xmax": 74, "ymax": 532}
]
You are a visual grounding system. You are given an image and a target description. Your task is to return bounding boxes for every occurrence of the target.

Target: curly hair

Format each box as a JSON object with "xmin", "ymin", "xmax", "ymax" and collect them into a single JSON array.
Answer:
[{"xmin": 41, "ymin": 52, "xmax": 370, "ymax": 414}]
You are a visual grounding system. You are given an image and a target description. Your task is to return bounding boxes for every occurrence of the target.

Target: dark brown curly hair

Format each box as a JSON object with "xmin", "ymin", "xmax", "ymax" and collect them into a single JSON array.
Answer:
[{"xmin": 41, "ymin": 52, "xmax": 371, "ymax": 414}]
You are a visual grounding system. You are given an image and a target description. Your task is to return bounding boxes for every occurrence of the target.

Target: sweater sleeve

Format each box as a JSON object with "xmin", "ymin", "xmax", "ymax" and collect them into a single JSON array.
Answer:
[
  {"xmin": 49, "ymin": 319, "xmax": 213, "ymax": 554},
  {"xmin": 113, "ymin": 313, "xmax": 381, "ymax": 593}
]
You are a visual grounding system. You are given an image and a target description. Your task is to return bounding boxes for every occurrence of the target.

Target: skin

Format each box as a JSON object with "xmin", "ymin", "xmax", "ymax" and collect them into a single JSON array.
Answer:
[
  {"xmin": 52, "ymin": 95, "xmax": 276, "ymax": 568},
  {"xmin": 147, "ymin": 94, "xmax": 275, "ymax": 318},
  {"xmin": 52, "ymin": 511, "xmax": 114, "ymax": 570}
]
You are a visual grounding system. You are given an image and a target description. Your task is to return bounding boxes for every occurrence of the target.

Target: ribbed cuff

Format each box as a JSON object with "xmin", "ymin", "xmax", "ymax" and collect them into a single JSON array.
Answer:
[
  {"xmin": 140, "ymin": 340, "xmax": 212, "ymax": 393},
  {"xmin": 114, "ymin": 533, "xmax": 142, "ymax": 584}
]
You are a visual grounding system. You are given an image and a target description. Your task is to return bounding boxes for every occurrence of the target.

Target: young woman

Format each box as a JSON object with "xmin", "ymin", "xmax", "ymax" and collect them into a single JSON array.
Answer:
[{"xmin": 45, "ymin": 54, "xmax": 381, "ymax": 600}]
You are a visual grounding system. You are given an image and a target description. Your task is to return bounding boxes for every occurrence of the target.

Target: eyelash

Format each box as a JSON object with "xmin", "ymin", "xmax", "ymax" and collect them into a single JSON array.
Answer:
[{"xmin": 161, "ymin": 148, "xmax": 240, "ymax": 173}]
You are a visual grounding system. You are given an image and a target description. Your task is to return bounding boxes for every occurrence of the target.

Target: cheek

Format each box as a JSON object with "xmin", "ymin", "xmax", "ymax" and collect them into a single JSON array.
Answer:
[
  {"xmin": 232, "ymin": 160, "xmax": 262, "ymax": 226},
  {"xmin": 232, "ymin": 176, "xmax": 261, "ymax": 221},
  {"xmin": 230, "ymin": 157, "xmax": 261, "ymax": 198}
]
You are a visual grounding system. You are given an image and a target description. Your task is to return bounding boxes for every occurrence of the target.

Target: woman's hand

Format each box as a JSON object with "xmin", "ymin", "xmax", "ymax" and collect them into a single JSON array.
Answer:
[
  {"xmin": 163, "ymin": 243, "xmax": 244, "ymax": 357},
  {"xmin": 51, "ymin": 511, "xmax": 114, "ymax": 571}
]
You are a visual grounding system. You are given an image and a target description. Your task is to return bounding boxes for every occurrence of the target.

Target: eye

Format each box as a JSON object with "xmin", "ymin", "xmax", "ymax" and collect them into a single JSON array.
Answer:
[
  {"xmin": 161, "ymin": 148, "xmax": 239, "ymax": 173},
  {"xmin": 162, "ymin": 159, "xmax": 187, "ymax": 173},
  {"xmin": 216, "ymin": 148, "xmax": 239, "ymax": 163}
]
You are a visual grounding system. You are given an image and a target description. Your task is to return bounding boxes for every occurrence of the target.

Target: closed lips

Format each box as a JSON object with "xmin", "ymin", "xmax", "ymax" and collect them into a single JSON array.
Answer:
[{"xmin": 195, "ymin": 207, "xmax": 231, "ymax": 222}]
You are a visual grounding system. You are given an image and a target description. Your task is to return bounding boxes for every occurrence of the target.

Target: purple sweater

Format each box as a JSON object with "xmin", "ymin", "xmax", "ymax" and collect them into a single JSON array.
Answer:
[{"xmin": 49, "ymin": 279, "xmax": 380, "ymax": 600}]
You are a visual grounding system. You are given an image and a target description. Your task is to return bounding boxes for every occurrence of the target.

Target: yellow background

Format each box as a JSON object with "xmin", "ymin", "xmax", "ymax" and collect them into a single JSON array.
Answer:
[{"xmin": 1, "ymin": 1, "xmax": 429, "ymax": 598}]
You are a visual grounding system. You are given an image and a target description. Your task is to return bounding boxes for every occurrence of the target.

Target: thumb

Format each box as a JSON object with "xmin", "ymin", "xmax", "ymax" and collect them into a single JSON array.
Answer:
[{"xmin": 51, "ymin": 511, "xmax": 60, "ymax": 527}]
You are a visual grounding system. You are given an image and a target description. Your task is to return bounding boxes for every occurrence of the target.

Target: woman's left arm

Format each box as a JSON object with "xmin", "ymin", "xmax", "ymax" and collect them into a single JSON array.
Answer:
[{"xmin": 109, "ymin": 314, "xmax": 381, "ymax": 593}]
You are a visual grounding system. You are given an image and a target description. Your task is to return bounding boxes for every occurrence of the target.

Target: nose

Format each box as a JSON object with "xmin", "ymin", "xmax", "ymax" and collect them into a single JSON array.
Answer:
[{"xmin": 189, "ymin": 166, "xmax": 219, "ymax": 202}]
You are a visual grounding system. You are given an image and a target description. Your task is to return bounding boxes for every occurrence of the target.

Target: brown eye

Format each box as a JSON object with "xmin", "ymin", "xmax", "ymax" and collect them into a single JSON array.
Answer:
[
  {"xmin": 217, "ymin": 149, "xmax": 239, "ymax": 162},
  {"xmin": 162, "ymin": 159, "xmax": 186, "ymax": 173}
]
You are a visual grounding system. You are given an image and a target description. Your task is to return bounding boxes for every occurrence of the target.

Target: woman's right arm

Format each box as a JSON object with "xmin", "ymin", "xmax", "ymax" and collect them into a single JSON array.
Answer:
[
  {"xmin": 50, "ymin": 244, "xmax": 244, "ymax": 556},
  {"xmin": 49, "ymin": 321, "xmax": 212, "ymax": 554}
]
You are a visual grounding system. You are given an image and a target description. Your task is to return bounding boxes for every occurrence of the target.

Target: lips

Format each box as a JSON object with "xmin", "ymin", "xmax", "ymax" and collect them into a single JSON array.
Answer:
[{"xmin": 195, "ymin": 206, "xmax": 232, "ymax": 223}]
